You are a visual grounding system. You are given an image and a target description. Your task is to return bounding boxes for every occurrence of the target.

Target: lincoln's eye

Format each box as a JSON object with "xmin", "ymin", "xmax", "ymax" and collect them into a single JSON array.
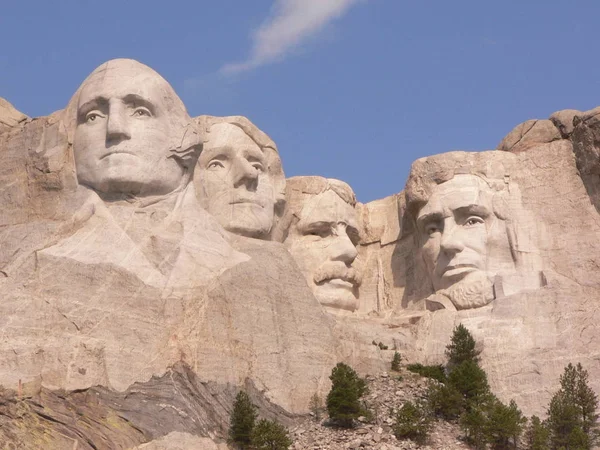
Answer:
[
  {"xmin": 425, "ymin": 223, "xmax": 440, "ymax": 235},
  {"xmin": 464, "ymin": 216, "xmax": 485, "ymax": 227}
]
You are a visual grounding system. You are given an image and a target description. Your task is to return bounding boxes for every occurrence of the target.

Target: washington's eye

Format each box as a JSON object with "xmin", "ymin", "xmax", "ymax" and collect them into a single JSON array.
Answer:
[
  {"xmin": 85, "ymin": 111, "xmax": 103, "ymax": 123},
  {"xmin": 464, "ymin": 216, "xmax": 485, "ymax": 227},
  {"xmin": 132, "ymin": 107, "xmax": 151, "ymax": 118},
  {"xmin": 207, "ymin": 160, "xmax": 225, "ymax": 170}
]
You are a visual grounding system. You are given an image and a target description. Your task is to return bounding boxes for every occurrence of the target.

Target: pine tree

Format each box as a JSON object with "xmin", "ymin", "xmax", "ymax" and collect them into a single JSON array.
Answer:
[
  {"xmin": 326, "ymin": 362, "xmax": 368, "ymax": 428},
  {"xmin": 391, "ymin": 352, "xmax": 402, "ymax": 372},
  {"xmin": 523, "ymin": 416, "xmax": 550, "ymax": 450},
  {"xmin": 251, "ymin": 418, "xmax": 293, "ymax": 450},
  {"xmin": 447, "ymin": 359, "xmax": 490, "ymax": 405},
  {"xmin": 445, "ymin": 324, "xmax": 480, "ymax": 368},
  {"xmin": 229, "ymin": 390, "xmax": 257, "ymax": 449},
  {"xmin": 546, "ymin": 363, "xmax": 599, "ymax": 449},
  {"xmin": 485, "ymin": 398, "xmax": 526, "ymax": 449}
]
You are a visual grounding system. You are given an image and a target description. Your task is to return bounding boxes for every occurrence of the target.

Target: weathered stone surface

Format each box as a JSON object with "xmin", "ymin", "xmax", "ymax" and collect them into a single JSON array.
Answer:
[
  {"xmin": 497, "ymin": 118, "xmax": 561, "ymax": 152},
  {"xmin": 0, "ymin": 97, "xmax": 28, "ymax": 134}
]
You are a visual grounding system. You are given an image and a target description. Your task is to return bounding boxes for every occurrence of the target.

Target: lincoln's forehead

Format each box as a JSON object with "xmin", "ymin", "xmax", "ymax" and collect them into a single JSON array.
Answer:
[
  {"xmin": 418, "ymin": 175, "xmax": 493, "ymax": 218},
  {"xmin": 297, "ymin": 190, "xmax": 358, "ymax": 228}
]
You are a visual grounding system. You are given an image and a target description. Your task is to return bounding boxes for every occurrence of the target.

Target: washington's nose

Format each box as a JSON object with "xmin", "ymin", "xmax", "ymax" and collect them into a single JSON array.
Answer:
[
  {"xmin": 331, "ymin": 227, "xmax": 358, "ymax": 264},
  {"xmin": 232, "ymin": 157, "xmax": 258, "ymax": 189},
  {"xmin": 106, "ymin": 102, "xmax": 131, "ymax": 142},
  {"xmin": 439, "ymin": 221, "xmax": 465, "ymax": 255}
]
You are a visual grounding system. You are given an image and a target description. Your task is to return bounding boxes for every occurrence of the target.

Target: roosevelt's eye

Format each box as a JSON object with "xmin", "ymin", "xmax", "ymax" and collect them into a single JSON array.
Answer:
[
  {"xmin": 207, "ymin": 160, "xmax": 225, "ymax": 170},
  {"xmin": 464, "ymin": 216, "xmax": 485, "ymax": 227},
  {"xmin": 132, "ymin": 107, "xmax": 152, "ymax": 118},
  {"xmin": 85, "ymin": 111, "xmax": 104, "ymax": 123},
  {"xmin": 307, "ymin": 228, "xmax": 330, "ymax": 239}
]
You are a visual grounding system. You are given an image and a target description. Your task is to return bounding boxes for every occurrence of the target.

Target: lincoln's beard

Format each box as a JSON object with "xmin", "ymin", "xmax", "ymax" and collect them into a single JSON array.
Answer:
[{"xmin": 438, "ymin": 270, "xmax": 494, "ymax": 310}]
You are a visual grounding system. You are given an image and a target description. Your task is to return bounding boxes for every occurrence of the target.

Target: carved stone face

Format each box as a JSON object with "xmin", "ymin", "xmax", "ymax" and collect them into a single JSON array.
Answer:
[
  {"xmin": 416, "ymin": 175, "xmax": 512, "ymax": 304},
  {"xmin": 73, "ymin": 60, "xmax": 186, "ymax": 196},
  {"xmin": 284, "ymin": 190, "xmax": 360, "ymax": 313},
  {"xmin": 196, "ymin": 123, "xmax": 276, "ymax": 238}
]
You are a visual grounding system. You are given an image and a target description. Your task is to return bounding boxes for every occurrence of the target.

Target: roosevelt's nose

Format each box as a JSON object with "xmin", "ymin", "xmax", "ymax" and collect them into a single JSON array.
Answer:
[
  {"xmin": 439, "ymin": 220, "xmax": 465, "ymax": 255},
  {"xmin": 231, "ymin": 157, "xmax": 258, "ymax": 190},
  {"xmin": 106, "ymin": 102, "xmax": 131, "ymax": 142},
  {"xmin": 330, "ymin": 225, "xmax": 358, "ymax": 264}
]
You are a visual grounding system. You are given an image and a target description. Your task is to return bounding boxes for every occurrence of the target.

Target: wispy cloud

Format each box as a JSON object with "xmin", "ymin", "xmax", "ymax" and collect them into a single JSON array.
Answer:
[{"xmin": 220, "ymin": 0, "xmax": 365, "ymax": 75}]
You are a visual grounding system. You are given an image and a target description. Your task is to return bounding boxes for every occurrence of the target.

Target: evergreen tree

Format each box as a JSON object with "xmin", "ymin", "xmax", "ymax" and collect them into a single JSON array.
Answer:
[
  {"xmin": 229, "ymin": 390, "xmax": 257, "ymax": 449},
  {"xmin": 391, "ymin": 352, "xmax": 402, "ymax": 372},
  {"xmin": 485, "ymin": 398, "xmax": 526, "ymax": 449},
  {"xmin": 427, "ymin": 382, "xmax": 463, "ymax": 420},
  {"xmin": 460, "ymin": 403, "xmax": 488, "ymax": 450},
  {"xmin": 447, "ymin": 359, "xmax": 490, "ymax": 405},
  {"xmin": 251, "ymin": 418, "xmax": 293, "ymax": 450},
  {"xmin": 547, "ymin": 363, "xmax": 599, "ymax": 449},
  {"xmin": 326, "ymin": 362, "xmax": 368, "ymax": 428},
  {"xmin": 393, "ymin": 400, "xmax": 432, "ymax": 445},
  {"xmin": 445, "ymin": 324, "xmax": 480, "ymax": 368},
  {"xmin": 523, "ymin": 416, "xmax": 549, "ymax": 450},
  {"xmin": 309, "ymin": 393, "xmax": 324, "ymax": 421}
]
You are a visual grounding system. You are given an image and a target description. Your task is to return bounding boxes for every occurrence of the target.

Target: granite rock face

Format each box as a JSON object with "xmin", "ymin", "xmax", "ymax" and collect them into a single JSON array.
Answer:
[{"xmin": 2, "ymin": 58, "xmax": 600, "ymax": 447}]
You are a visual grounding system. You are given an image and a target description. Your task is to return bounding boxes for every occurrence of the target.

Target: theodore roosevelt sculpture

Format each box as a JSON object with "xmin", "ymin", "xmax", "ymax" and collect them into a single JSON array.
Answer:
[
  {"xmin": 194, "ymin": 115, "xmax": 286, "ymax": 240},
  {"xmin": 405, "ymin": 152, "xmax": 543, "ymax": 310},
  {"xmin": 278, "ymin": 176, "xmax": 362, "ymax": 314}
]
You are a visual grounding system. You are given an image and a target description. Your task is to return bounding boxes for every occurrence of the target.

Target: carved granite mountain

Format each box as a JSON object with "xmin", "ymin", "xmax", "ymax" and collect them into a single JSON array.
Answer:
[{"xmin": 1, "ymin": 58, "xmax": 600, "ymax": 448}]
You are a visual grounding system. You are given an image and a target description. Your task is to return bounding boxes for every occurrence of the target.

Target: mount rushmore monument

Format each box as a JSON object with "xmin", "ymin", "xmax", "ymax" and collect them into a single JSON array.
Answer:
[{"xmin": 0, "ymin": 58, "xmax": 599, "ymax": 448}]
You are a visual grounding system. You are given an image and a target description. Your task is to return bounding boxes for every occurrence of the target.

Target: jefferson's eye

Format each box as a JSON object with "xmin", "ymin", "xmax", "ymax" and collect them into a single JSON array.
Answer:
[
  {"xmin": 425, "ymin": 224, "xmax": 440, "ymax": 236},
  {"xmin": 207, "ymin": 160, "xmax": 225, "ymax": 170},
  {"xmin": 132, "ymin": 107, "xmax": 151, "ymax": 118},
  {"xmin": 464, "ymin": 216, "xmax": 485, "ymax": 227},
  {"xmin": 251, "ymin": 162, "xmax": 264, "ymax": 172}
]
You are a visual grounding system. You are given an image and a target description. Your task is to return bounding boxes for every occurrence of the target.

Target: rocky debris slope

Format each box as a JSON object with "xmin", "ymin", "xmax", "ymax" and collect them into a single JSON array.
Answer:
[{"xmin": 290, "ymin": 370, "xmax": 470, "ymax": 450}]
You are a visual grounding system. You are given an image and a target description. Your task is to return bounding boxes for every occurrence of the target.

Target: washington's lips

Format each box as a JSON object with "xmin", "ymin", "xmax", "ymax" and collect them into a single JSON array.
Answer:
[{"xmin": 100, "ymin": 149, "xmax": 137, "ymax": 160}]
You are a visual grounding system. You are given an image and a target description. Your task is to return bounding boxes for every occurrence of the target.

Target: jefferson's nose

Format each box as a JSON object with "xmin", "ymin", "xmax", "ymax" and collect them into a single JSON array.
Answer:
[
  {"xmin": 231, "ymin": 157, "xmax": 258, "ymax": 189},
  {"xmin": 330, "ymin": 226, "xmax": 358, "ymax": 264},
  {"xmin": 106, "ymin": 102, "xmax": 131, "ymax": 142},
  {"xmin": 439, "ymin": 220, "xmax": 465, "ymax": 255}
]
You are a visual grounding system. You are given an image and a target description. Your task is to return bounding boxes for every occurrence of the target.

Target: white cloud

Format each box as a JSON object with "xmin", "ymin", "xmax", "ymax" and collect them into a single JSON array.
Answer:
[{"xmin": 220, "ymin": 0, "xmax": 364, "ymax": 75}]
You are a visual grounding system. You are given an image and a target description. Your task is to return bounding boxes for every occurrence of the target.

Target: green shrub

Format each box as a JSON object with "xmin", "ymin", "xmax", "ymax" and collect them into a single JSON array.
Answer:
[
  {"xmin": 229, "ymin": 391, "xmax": 257, "ymax": 449},
  {"xmin": 326, "ymin": 362, "xmax": 368, "ymax": 428},
  {"xmin": 427, "ymin": 382, "xmax": 463, "ymax": 420},
  {"xmin": 391, "ymin": 352, "xmax": 402, "ymax": 371},
  {"xmin": 393, "ymin": 400, "xmax": 432, "ymax": 445},
  {"xmin": 251, "ymin": 418, "xmax": 293, "ymax": 450},
  {"xmin": 406, "ymin": 363, "xmax": 446, "ymax": 383}
]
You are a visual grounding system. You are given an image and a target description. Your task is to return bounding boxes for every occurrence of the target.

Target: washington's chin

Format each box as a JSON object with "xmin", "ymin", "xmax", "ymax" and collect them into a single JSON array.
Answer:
[
  {"xmin": 219, "ymin": 205, "xmax": 273, "ymax": 238},
  {"xmin": 313, "ymin": 280, "xmax": 358, "ymax": 313}
]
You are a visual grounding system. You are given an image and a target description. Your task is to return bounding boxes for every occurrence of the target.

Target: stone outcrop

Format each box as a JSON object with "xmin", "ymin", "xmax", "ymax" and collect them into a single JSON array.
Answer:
[{"xmin": 2, "ymin": 57, "xmax": 600, "ymax": 447}]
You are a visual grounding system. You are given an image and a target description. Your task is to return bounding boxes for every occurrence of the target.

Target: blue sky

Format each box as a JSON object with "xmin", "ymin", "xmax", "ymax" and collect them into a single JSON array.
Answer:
[{"xmin": 2, "ymin": 0, "xmax": 599, "ymax": 202}]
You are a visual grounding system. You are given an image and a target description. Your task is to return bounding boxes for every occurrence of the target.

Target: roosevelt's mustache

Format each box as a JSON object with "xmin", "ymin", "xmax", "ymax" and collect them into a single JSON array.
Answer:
[{"xmin": 313, "ymin": 261, "xmax": 362, "ymax": 287}]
